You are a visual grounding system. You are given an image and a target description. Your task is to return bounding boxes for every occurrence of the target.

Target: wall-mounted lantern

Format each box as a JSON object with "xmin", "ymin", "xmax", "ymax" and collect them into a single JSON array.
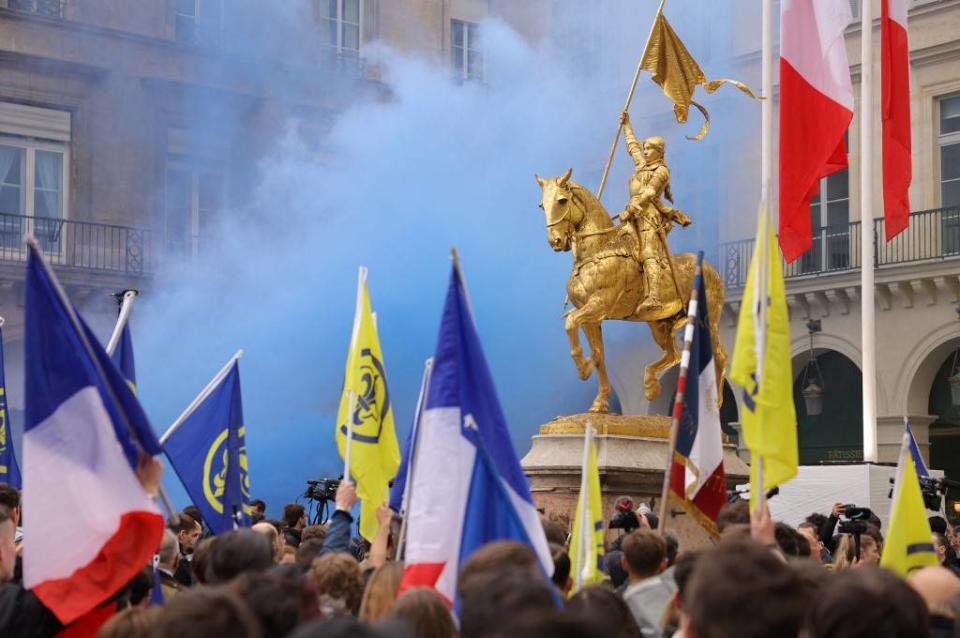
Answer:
[{"xmin": 801, "ymin": 319, "xmax": 824, "ymax": 416}]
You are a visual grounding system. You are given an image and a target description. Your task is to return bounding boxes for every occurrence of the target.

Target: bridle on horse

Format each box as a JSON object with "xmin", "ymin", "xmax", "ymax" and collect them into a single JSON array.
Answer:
[{"xmin": 545, "ymin": 187, "xmax": 618, "ymax": 239}]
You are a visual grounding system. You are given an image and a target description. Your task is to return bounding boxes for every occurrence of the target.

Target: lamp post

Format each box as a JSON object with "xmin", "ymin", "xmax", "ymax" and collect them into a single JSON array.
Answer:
[{"xmin": 801, "ymin": 319, "xmax": 824, "ymax": 417}]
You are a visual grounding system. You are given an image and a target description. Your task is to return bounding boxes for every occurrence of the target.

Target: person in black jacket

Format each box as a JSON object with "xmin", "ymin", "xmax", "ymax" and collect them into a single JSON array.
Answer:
[{"xmin": 282, "ymin": 504, "xmax": 307, "ymax": 548}]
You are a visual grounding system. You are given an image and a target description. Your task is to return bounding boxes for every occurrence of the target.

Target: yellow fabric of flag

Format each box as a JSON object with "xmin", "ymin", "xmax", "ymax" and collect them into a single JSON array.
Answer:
[
  {"xmin": 730, "ymin": 208, "xmax": 798, "ymax": 508},
  {"xmin": 569, "ymin": 427, "xmax": 605, "ymax": 593},
  {"xmin": 881, "ymin": 435, "xmax": 937, "ymax": 577},
  {"xmin": 335, "ymin": 273, "xmax": 400, "ymax": 542},
  {"xmin": 640, "ymin": 8, "xmax": 759, "ymax": 140}
]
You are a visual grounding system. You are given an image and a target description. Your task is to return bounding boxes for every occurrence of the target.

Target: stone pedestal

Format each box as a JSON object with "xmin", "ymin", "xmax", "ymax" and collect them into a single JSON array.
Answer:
[{"xmin": 521, "ymin": 414, "xmax": 750, "ymax": 550}]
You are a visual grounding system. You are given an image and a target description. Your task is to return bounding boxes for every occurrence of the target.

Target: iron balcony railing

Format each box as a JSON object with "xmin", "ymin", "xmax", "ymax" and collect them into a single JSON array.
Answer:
[
  {"xmin": 0, "ymin": 213, "xmax": 153, "ymax": 276},
  {"xmin": 718, "ymin": 207, "xmax": 960, "ymax": 289}
]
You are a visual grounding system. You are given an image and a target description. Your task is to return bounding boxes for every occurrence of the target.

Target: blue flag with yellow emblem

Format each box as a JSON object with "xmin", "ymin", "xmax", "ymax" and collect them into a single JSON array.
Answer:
[
  {"xmin": 0, "ymin": 324, "xmax": 21, "ymax": 489},
  {"xmin": 162, "ymin": 355, "xmax": 249, "ymax": 535}
]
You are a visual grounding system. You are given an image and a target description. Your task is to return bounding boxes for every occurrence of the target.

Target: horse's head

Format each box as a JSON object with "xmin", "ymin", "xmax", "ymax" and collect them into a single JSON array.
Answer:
[{"xmin": 535, "ymin": 168, "xmax": 581, "ymax": 252}]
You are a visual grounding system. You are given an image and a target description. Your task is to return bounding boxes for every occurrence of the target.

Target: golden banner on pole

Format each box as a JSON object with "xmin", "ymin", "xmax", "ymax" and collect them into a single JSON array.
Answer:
[{"xmin": 640, "ymin": 10, "xmax": 760, "ymax": 140}]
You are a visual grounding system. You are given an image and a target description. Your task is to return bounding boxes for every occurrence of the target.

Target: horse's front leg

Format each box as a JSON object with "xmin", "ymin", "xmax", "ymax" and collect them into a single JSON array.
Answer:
[
  {"xmin": 582, "ymin": 323, "xmax": 609, "ymax": 413},
  {"xmin": 644, "ymin": 317, "xmax": 684, "ymax": 401},
  {"xmin": 565, "ymin": 310, "xmax": 593, "ymax": 381}
]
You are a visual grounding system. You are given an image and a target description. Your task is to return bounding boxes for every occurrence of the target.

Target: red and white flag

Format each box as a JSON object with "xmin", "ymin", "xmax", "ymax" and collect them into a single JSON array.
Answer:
[
  {"xmin": 779, "ymin": 0, "xmax": 854, "ymax": 263},
  {"xmin": 882, "ymin": 0, "xmax": 911, "ymax": 239}
]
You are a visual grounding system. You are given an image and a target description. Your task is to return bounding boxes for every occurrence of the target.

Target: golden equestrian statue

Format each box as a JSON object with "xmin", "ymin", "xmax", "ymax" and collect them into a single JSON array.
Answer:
[{"xmin": 534, "ymin": 112, "xmax": 727, "ymax": 414}]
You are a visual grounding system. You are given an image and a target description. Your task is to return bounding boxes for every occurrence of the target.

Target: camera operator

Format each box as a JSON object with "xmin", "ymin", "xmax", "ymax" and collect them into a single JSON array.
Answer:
[{"xmin": 318, "ymin": 479, "xmax": 358, "ymax": 557}]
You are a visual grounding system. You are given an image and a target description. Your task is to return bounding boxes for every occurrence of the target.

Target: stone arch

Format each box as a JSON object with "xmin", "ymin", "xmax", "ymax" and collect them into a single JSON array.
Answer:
[
  {"xmin": 790, "ymin": 332, "xmax": 861, "ymax": 379},
  {"xmin": 791, "ymin": 347, "xmax": 863, "ymax": 464},
  {"xmin": 901, "ymin": 321, "xmax": 960, "ymax": 416}
]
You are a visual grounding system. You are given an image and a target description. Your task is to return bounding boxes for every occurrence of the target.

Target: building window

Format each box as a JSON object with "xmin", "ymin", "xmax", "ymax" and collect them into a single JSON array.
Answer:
[
  {"xmin": 939, "ymin": 95, "xmax": 960, "ymax": 254},
  {"xmin": 320, "ymin": 0, "xmax": 361, "ymax": 57},
  {"xmin": 6, "ymin": 0, "xmax": 63, "ymax": 18},
  {"xmin": 164, "ymin": 164, "xmax": 223, "ymax": 260},
  {"xmin": 801, "ymin": 167, "xmax": 850, "ymax": 274},
  {"xmin": 0, "ymin": 141, "xmax": 67, "ymax": 253},
  {"xmin": 175, "ymin": 0, "xmax": 221, "ymax": 47},
  {"xmin": 451, "ymin": 19, "xmax": 482, "ymax": 82}
]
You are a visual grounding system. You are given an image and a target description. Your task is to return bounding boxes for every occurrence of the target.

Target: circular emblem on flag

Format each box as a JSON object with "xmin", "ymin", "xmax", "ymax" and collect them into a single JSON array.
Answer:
[
  {"xmin": 344, "ymin": 349, "xmax": 391, "ymax": 443},
  {"xmin": 202, "ymin": 426, "xmax": 250, "ymax": 514}
]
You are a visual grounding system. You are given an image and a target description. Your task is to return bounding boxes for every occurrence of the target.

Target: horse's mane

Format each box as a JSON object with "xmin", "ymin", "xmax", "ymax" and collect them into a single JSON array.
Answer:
[{"xmin": 568, "ymin": 181, "xmax": 614, "ymax": 229}]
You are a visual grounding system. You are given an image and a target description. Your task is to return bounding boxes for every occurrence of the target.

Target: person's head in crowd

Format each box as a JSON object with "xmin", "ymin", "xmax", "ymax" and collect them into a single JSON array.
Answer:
[
  {"xmin": 807, "ymin": 566, "xmax": 928, "ymax": 638},
  {"xmin": 0, "ymin": 504, "xmax": 15, "ymax": 583},
  {"xmin": 191, "ymin": 536, "xmax": 216, "ymax": 585},
  {"xmin": 389, "ymin": 587, "xmax": 457, "ymax": 638},
  {"xmin": 797, "ymin": 522, "xmax": 823, "ymax": 563},
  {"xmin": 252, "ymin": 520, "xmax": 284, "ymax": 562},
  {"xmin": 950, "ymin": 521, "xmax": 960, "ymax": 551},
  {"xmin": 459, "ymin": 569, "xmax": 555, "ymax": 638},
  {"xmin": 152, "ymin": 585, "xmax": 262, "ymax": 638},
  {"xmin": 834, "ymin": 533, "xmax": 880, "ymax": 568},
  {"xmin": 930, "ymin": 515, "xmax": 948, "ymax": 536},
  {"xmin": 97, "ymin": 607, "xmax": 160, "ymax": 638},
  {"xmin": 284, "ymin": 504, "xmax": 307, "ymax": 531},
  {"xmin": 457, "ymin": 540, "xmax": 542, "ymax": 600},
  {"xmin": 933, "ymin": 532, "xmax": 950, "ymax": 563},
  {"xmin": 127, "ymin": 565, "xmax": 156, "ymax": 608},
  {"xmin": 566, "ymin": 585, "xmax": 643, "ymax": 638},
  {"xmin": 664, "ymin": 531, "xmax": 679, "ymax": 567},
  {"xmin": 296, "ymin": 538, "xmax": 326, "ymax": 570},
  {"xmin": 359, "ymin": 561, "xmax": 404, "ymax": 623},
  {"xmin": 604, "ymin": 550, "xmax": 628, "ymax": 589},
  {"xmin": 485, "ymin": 609, "xmax": 605, "ymax": 638},
  {"xmin": 619, "ymin": 529, "xmax": 666, "ymax": 584},
  {"xmin": 302, "ymin": 525, "xmax": 327, "ymax": 543},
  {"xmin": 158, "ymin": 529, "xmax": 180, "ymax": 573},
  {"xmin": 182, "ymin": 505, "xmax": 202, "ymax": 526},
  {"xmin": 541, "ymin": 516, "xmax": 568, "ymax": 546},
  {"xmin": 207, "ymin": 528, "xmax": 275, "ymax": 584},
  {"xmin": 308, "ymin": 552, "xmax": 364, "ymax": 617},
  {"xmin": 0, "ymin": 483, "xmax": 20, "ymax": 527},
  {"xmin": 774, "ymin": 522, "xmax": 802, "ymax": 557},
  {"xmin": 805, "ymin": 511, "xmax": 828, "ymax": 530},
  {"xmin": 250, "ymin": 498, "xmax": 267, "ymax": 519},
  {"xmin": 288, "ymin": 617, "xmax": 407, "ymax": 638},
  {"xmin": 280, "ymin": 545, "xmax": 297, "ymax": 565},
  {"xmin": 684, "ymin": 539, "xmax": 808, "ymax": 638},
  {"xmin": 715, "ymin": 499, "xmax": 749, "ymax": 533},
  {"xmin": 230, "ymin": 568, "xmax": 310, "ymax": 638},
  {"xmin": 549, "ymin": 542, "xmax": 572, "ymax": 597},
  {"xmin": 908, "ymin": 565, "xmax": 960, "ymax": 620},
  {"xmin": 169, "ymin": 513, "xmax": 201, "ymax": 555}
]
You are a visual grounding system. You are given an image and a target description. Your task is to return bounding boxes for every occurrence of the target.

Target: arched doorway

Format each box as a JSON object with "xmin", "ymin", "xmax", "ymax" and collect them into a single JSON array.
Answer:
[
  {"xmin": 928, "ymin": 348, "xmax": 960, "ymax": 504},
  {"xmin": 794, "ymin": 350, "xmax": 863, "ymax": 464},
  {"xmin": 721, "ymin": 381, "xmax": 738, "ymax": 438}
]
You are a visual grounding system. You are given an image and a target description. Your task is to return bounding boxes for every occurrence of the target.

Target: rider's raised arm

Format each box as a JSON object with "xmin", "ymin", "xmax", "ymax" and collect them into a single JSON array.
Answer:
[{"xmin": 621, "ymin": 113, "xmax": 645, "ymax": 168}]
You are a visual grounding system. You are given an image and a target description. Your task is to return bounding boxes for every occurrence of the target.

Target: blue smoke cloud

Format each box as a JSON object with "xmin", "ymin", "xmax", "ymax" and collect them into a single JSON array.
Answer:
[{"xmin": 128, "ymin": 2, "xmax": 759, "ymax": 515}]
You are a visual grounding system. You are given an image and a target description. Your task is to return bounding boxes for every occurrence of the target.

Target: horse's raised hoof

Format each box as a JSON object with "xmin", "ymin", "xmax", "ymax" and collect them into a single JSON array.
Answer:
[{"xmin": 575, "ymin": 359, "xmax": 594, "ymax": 381}]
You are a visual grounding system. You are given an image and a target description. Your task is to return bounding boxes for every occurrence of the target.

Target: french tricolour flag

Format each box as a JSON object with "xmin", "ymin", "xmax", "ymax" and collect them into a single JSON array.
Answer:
[
  {"xmin": 23, "ymin": 239, "xmax": 164, "ymax": 625},
  {"xmin": 397, "ymin": 260, "xmax": 552, "ymax": 606},
  {"xmin": 779, "ymin": 0, "xmax": 854, "ymax": 263},
  {"xmin": 670, "ymin": 253, "xmax": 726, "ymax": 533},
  {"xmin": 882, "ymin": 0, "xmax": 911, "ymax": 240}
]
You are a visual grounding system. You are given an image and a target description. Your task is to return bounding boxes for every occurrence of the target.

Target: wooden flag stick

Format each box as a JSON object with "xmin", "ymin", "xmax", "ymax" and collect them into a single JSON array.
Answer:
[{"xmin": 656, "ymin": 257, "xmax": 703, "ymax": 534}]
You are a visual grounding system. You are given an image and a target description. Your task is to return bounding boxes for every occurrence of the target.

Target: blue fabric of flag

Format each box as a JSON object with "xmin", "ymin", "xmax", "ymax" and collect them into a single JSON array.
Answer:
[
  {"xmin": 24, "ymin": 245, "xmax": 161, "ymax": 469},
  {"xmin": 111, "ymin": 324, "xmax": 137, "ymax": 390},
  {"xmin": 905, "ymin": 422, "xmax": 928, "ymax": 478},
  {"xmin": 675, "ymin": 253, "xmax": 708, "ymax": 461},
  {"xmin": 163, "ymin": 363, "xmax": 250, "ymax": 535},
  {"xmin": 0, "ymin": 327, "xmax": 21, "ymax": 489}
]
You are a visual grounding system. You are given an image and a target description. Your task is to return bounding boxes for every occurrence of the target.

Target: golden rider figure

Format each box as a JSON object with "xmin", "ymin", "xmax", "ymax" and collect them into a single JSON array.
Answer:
[{"xmin": 617, "ymin": 111, "xmax": 692, "ymax": 313}]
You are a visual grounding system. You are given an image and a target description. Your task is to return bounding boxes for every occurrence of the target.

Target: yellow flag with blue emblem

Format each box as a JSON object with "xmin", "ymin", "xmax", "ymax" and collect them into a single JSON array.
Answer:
[
  {"xmin": 881, "ymin": 432, "xmax": 938, "ymax": 577},
  {"xmin": 730, "ymin": 206, "xmax": 798, "ymax": 507},
  {"xmin": 569, "ymin": 425, "xmax": 604, "ymax": 593},
  {"xmin": 336, "ymin": 267, "xmax": 400, "ymax": 542}
]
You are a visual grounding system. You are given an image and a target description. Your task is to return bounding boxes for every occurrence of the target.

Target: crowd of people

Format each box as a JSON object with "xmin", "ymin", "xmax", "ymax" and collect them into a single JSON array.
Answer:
[{"xmin": 1, "ymin": 479, "xmax": 959, "ymax": 637}]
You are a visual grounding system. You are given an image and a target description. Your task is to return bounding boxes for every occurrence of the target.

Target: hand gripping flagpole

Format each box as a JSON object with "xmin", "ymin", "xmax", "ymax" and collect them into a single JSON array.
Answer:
[
  {"xmin": 656, "ymin": 253, "xmax": 704, "ymax": 534},
  {"xmin": 105, "ymin": 289, "xmax": 138, "ymax": 357},
  {"xmin": 25, "ymin": 237, "xmax": 177, "ymax": 520},
  {"xmin": 596, "ymin": 0, "xmax": 666, "ymax": 202},
  {"xmin": 396, "ymin": 357, "xmax": 434, "ymax": 561}
]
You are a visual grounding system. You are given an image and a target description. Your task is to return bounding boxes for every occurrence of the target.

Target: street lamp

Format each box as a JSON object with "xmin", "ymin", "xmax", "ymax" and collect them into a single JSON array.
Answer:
[{"xmin": 801, "ymin": 319, "xmax": 824, "ymax": 416}]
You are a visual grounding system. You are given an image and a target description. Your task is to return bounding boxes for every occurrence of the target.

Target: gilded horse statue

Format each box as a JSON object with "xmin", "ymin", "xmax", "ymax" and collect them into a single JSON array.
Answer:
[{"xmin": 535, "ymin": 168, "xmax": 727, "ymax": 413}]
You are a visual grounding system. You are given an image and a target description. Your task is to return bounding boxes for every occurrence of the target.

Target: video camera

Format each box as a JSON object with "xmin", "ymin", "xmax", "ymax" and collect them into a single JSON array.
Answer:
[
  {"xmin": 726, "ymin": 485, "xmax": 780, "ymax": 504},
  {"xmin": 837, "ymin": 504, "xmax": 874, "ymax": 559},
  {"xmin": 305, "ymin": 478, "xmax": 340, "ymax": 502},
  {"xmin": 888, "ymin": 476, "xmax": 960, "ymax": 513},
  {"xmin": 609, "ymin": 496, "xmax": 658, "ymax": 532}
]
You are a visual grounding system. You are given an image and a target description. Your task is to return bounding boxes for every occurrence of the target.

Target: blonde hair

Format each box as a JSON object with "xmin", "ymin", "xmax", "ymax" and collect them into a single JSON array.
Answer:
[
  {"xmin": 358, "ymin": 561, "xmax": 404, "ymax": 622},
  {"xmin": 833, "ymin": 534, "xmax": 877, "ymax": 569}
]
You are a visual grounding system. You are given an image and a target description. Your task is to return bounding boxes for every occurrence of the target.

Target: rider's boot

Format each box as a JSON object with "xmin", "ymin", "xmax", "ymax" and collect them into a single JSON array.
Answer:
[{"xmin": 637, "ymin": 259, "xmax": 663, "ymax": 313}]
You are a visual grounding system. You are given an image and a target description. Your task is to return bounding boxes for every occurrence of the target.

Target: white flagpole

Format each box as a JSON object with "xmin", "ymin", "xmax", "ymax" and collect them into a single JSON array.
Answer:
[
  {"xmin": 575, "ymin": 424, "xmax": 594, "ymax": 591},
  {"xmin": 159, "ymin": 350, "xmax": 243, "ymax": 444},
  {"xmin": 397, "ymin": 357, "xmax": 434, "ymax": 560},
  {"xmin": 343, "ymin": 390, "xmax": 356, "ymax": 483},
  {"xmin": 105, "ymin": 289, "xmax": 138, "ymax": 356},
  {"xmin": 861, "ymin": 0, "xmax": 878, "ymax": 463}
]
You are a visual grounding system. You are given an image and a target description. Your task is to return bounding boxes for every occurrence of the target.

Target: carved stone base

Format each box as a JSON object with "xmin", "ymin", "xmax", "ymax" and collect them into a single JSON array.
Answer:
[{"xmin": 521, "ymin": 414, "xmax": 750, "ymax": 550}]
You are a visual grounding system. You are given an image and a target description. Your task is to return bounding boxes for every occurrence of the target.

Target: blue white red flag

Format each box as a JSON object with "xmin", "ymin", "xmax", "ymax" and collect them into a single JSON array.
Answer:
[
  {"xmin": 670, "ymin": 252, "xmax": 726, "ymax": 534},
  {"xmin": 0, "ymin": 323, "xmax": 21, "ymax": 489},
  {"xmin": 398, "ymin": 260, "xmax": 552, "ymax": 606},
  {"xmin": 23, "ymin": 240, "xmax": 163, "ymax": 625},
  {"xmin": 111, "ymin": 322, "xmax": 137, "ymax": 393}
]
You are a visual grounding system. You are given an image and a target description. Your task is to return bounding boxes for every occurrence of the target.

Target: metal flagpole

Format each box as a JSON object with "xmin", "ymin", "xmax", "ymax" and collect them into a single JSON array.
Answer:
[
  {"xmin": 396, "ymin": 358, "xmax": 434, "ymax": 561},
  {"xmin": 343, "ymin": 390, "xmax": 356, "ymax": 483},
  {"xmin": 656, "ymin": 258, "xmax": 702, "ymax": 532},
  {"xmin": 106, "ymin": 289, "xmax": 138, "ymax": 356},
  {"xmin": 159, "ymin": 350, "xmax": 244, "ymax": 444},
  {"xmin": 596, "ymin": 0, "xmax": 667, "ymax": 202},
  {"xmin": 860, "ymin": 0, "xmax": 878, "ymax": 463},
  {"xmin": 574, "ymin": 424, "xmax": 593, "ymax": 591}
]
